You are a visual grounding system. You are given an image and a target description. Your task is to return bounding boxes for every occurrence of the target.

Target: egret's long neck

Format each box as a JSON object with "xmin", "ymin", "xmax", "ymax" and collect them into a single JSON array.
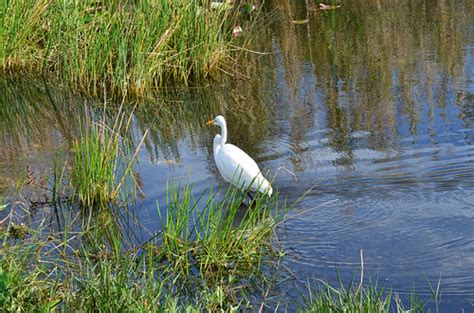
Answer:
[
  {"xmin": 219, "ymin": 121, "xmax": 227, "ymax": 146},
  {"xmin": 213, "ymin": 135, "xmax": 222, "ymax": 156}
]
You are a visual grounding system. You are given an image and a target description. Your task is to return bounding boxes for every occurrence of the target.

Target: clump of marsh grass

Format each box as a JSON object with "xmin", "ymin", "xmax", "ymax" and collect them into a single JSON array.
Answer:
[
  {"xmin": 71, "ymin": 107, "xmax": 147, "ymax": 210},
  {"xmin": 302, "ymin": 279, "xmax": 395, "ymax": 313},
  {"xmin": 0, "ymin": 226, "xmax": 172, "ymax": 312},
  {"xmin": 300, "ymin": 252, "xmax": 440, "ymax": 312},
  {"xmin": 67, "ymin": 248, "xmax": 169, "ymax": 311},
  {"xmin": 1, "ymin": 0, "xmax": 248, "ymax": 96},
  {"xmin": 300, "ymin": 278, "xmax": 439, "ymax": 313},
  {"xmin": 157, "ymin": 182, "xmax": 286, "ymax": 308}
]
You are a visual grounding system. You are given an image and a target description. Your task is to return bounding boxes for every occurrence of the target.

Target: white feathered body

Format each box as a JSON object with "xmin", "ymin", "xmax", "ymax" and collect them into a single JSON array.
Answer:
[{"xmin": 213, "ymin": 135, "xmax": 272, "ymax": 195}]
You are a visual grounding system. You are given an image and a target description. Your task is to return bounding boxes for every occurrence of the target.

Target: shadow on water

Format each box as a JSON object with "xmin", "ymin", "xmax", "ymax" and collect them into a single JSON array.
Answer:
[{"xmin": 1, "ymin": 0, "xmax": 474, "ymax": 310}]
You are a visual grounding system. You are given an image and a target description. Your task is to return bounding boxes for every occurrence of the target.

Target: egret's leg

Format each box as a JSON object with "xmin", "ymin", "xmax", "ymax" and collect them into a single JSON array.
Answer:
[
  {"xmin": 241, "ymin": 192, "xmax": 254, "ymax": 206},
  {"xmin": 246, "ymin": 192, "xmax": 255, "ymax": 201}
]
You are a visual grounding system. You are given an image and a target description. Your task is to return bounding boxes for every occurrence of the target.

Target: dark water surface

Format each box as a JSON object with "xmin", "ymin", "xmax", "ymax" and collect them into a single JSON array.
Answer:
[{"xmin": 1, "ymin": 0, "xmax": 473, "ymax": 310}]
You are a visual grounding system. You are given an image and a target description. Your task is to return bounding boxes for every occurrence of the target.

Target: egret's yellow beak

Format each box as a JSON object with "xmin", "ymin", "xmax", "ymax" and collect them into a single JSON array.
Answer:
[{"xmin": 205, "ymin": 119, "xmax": 216, "ymax": 126}]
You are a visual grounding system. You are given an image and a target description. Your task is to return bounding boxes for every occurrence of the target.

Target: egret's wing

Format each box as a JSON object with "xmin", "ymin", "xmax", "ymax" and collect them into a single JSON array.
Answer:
[
  {"xmin": 215, "ymin": 144, "xmax": 270, "ymax": 193},
  {"xmin": 216, "ymin": 144, "xmax": 260, "ymax": 183}
]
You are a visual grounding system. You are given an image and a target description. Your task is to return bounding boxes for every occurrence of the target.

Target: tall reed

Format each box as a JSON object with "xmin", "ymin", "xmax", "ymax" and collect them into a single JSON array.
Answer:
[{"xmin": 1, "ymin": 0, "xmax": 238, "ymax": 96}]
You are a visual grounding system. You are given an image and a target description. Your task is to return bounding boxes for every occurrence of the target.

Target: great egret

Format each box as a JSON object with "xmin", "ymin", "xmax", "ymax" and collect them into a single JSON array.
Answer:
[{"xmin": 206, "ymin": 115, "xmax": 273, "ymax": 196}]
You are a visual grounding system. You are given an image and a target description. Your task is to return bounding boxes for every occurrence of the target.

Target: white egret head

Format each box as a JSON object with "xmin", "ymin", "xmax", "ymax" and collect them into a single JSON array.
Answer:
[
  {"xmin": 206, "ymin": 115, "xmax": 228, "ymax": 151},
  {"xmin": 206, "ymin": 115, "xmax": 226, "ymax": 128}
]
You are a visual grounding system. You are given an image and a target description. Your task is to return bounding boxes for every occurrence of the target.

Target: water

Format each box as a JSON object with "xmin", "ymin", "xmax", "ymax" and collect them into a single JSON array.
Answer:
[{"xmin": 1, "ymin": 0, "xmax": 473, "ymax": 310}]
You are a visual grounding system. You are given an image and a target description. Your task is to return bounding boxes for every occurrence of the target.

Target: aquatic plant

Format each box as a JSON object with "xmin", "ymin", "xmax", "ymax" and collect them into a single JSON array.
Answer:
[
  {"xmin": 0, "ymin": 182, "xmax": 285, "ymax": 311},
  {"xmin": 72, "ymin": 108, "xmax": 146, "ymax": 210},
  {"xmin": 302, "ymin": 279, "xmax": 394, "ymax": 312},
  {"xmin": 157, "ymin": 183, "xmax": 283, "ymax": 286},
  {"xmin": 0, "ymin": 0, "xmax": 246, "ymax": 96},
  {"xmin": 0, "ymin": 181, "xmax": 443, "ymax": 312},
  {"xmin": 301, "ymin": 273, "xmax": 439, "ymax": 312}
]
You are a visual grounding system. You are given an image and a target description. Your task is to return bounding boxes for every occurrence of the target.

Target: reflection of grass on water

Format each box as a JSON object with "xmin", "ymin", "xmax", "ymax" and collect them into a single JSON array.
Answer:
[
  {"xmin": 0, "ymin": 78, "xmax": 273, "ymax": 170},
  {"xmin": 256, "ymin": 0, "xmax": 470, "ymax": 155},
  {"xmin": 1, "ymin": 0, "xmax": 241, "ymax": 96}
]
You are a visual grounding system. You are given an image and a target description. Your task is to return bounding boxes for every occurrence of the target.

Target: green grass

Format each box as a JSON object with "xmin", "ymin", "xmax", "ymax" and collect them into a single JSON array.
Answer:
[
  {"xmin": 0, "ymin": 101, "xmax": 286, "ymax": 310},
  {"xmin": 0, "ymin": 0, "xmax": 245, "ymax": 97},
  {"xmin": 70, "ymin": 107, "xmax": 147, "ymax": 211},
  {"xmin": 1, "ymin": 180, "xmax": 443, "ymax": 312},
  {"xmin": 0, "ymin": 238, "xmax": 171, "ymax": 312},
  {"xmin": 0, "ymin": 181, "xmax": 286, "ymax": 311},
  {"xmin": 157, "ymin": 183, "xmax": 283, "ymax": 291},
  {"xmin": 302, "ymin": 279, "xmax": 394, "ymax": 312},
  {"xmin": 301, "ymin": 275, "xmax": 440, "ymax": 313}
]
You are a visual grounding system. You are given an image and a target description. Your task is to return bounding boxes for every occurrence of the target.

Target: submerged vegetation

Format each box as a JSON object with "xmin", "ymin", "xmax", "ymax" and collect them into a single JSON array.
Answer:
[{"xmin": 0, "ymin": 0, "xmax": 250, "ymax": 96}]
